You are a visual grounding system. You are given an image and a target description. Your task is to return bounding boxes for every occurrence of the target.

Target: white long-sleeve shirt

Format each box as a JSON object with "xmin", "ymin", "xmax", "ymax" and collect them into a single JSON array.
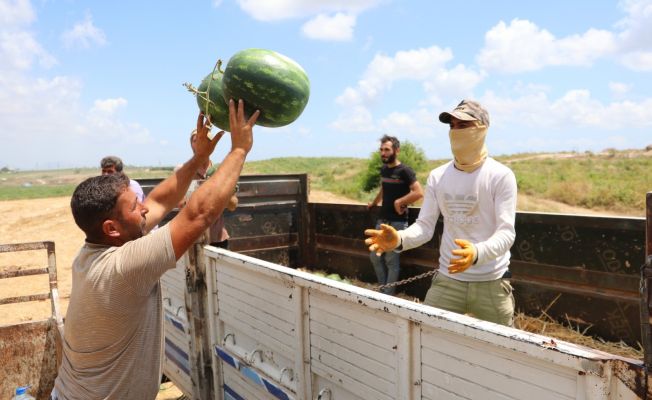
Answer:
[{"xmin": 399, "ymin": 157, "xmax": 517, "ymax": 282}]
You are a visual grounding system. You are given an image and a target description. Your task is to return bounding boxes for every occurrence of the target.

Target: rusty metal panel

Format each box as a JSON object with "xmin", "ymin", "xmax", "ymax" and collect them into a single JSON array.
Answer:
[
  {"xmin": 0, "ymin": 320, "xmax": 59, "ymax": 400},
  {"xmin": 0, "ymin": 240, "xmax": 63, "ymax": 400},
  {"xmin": 309, "ymin": 203, "xmax": 646, "ymax": 346},
  {"xmin": 139, "ymin": 175, "xmax": 309, "ymax": 268},
  {"xmin": 0, "ymin": 293, "xmax": 51, "ymax": 306},
  {"xmin": 642, "ymin": 192, "xmax": 652, "ymax": 373},
  {"xmin": 0, "ymin": 267, "xmax": 49, "ymax": 279},
  {"xmin": 512, "ymin": 212, "xmax": 645, "ymax": 346}
]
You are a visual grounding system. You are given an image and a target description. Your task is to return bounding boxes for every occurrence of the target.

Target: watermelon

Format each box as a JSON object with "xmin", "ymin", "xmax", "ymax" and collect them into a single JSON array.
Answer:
[
  {"xmin": 196, "ymin": 70, "xmax": 231, "ymax": 131},
  {"xmin": 222, "ymin": 49, "xmax": 310, "ymax": 128}
]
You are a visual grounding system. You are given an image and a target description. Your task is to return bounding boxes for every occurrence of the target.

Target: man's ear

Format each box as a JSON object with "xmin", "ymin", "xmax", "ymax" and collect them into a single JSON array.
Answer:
[{"xmin": 102, "ymin": 219, "xmax": 121, "ymax": 238}]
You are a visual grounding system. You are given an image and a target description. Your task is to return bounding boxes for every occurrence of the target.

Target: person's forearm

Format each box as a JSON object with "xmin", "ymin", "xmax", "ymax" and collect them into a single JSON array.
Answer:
[
  {"xmin": 398, "ymin": 190, "xmax": 422, "ymax": 207},
  {"xmin": 147, "ymin": 155, "xmax": 205, "ymax": 211},
  {"xmin": 185, "ymin": 149, "xmax": 246, "ymax": 222},
  {"xmin": 371, "ymin": 190, "xmax": 382, "ymax": 206}
]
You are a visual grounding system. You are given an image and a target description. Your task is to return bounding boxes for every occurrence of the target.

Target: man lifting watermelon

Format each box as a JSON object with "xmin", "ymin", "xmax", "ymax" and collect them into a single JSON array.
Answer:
[{"xmin": 52, "ymin": 100, "xmax": 259, "ymax": 400}]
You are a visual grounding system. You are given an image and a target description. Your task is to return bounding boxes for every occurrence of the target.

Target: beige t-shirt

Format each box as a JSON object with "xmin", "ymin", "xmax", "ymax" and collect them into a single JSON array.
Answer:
[{"xmin": 54, "ymin": 224, "xmax": 176, "ymax": 399}]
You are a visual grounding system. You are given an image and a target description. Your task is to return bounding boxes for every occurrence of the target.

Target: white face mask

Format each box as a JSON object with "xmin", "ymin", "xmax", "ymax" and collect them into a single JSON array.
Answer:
[{"xmin": 449, "ymin": 125, "xmax": 488, "ymax": 172}]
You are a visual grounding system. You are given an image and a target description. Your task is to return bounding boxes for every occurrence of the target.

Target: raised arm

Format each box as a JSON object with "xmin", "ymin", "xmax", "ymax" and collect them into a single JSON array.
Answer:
[
  {"xmin": 142, "ymin": 113, "xmax": 224, "ymax": 232},
  {"xmin": 168, "ymin": 99, "xmax": 259, "ymax": 259}
]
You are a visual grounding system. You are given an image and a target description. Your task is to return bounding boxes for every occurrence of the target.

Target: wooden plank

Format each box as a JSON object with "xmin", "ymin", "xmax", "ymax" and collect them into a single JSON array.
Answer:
[
  {"xmin": 421, "ymin": 328, "xmax": 577, "ymax": 397},
  {"xmin": 309, "ymin": 322, "xmax": 395, "ymax": 366},
  {"xmin": 222, "ymin": 366, "xmax": 280, "ymax": 400},
  {"xmin": 162, "ymin": 365, "xmax": 193, "ymax": 397},
  {"xmin": 217, "ymin": 279, "xmax": 295, "ymax": 320},
  {"xmin": 218, "ymin": 308, "xmax": 294, "ymax": 356},
  {"xmin": 311, "ymin": 375, "xmax": 366, "ymax": 400},
  {"xmin": 310, "ymin": 291, "xmax": 397, "ymax": 333},
  {"xmin": 309, "ymin": 306, "xmax": 394, "ymax": 348},
  {"xmin": 311, "ymin": 362, "xmax": 393, "ymax": 400},
  {"xmin": 217, "ymin": 292, "xmax": 296, "ymax": 347},
  {"xmin": 309, "ymin": 333, "xmax": 395, "ymax": 381},
  {"xmin": 311, "ymin": 348, "xmax": 395, "ymax": 395},
  {"xmin": 422, "ymin": 380, "xmax": 495, "ymax": 400},
  {"xmin": 421, "ymin": 347, "xmax": 573, "ymax": 400},
  {"xmin": 219, "ymin": 265, "xmax": 295, "ymax": 300},
  {"xmin": 0, "ymin": 267, "xmax": 49, "ymax": 279}
]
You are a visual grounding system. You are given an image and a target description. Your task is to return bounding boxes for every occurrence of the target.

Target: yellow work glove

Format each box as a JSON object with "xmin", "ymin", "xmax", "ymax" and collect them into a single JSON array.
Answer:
[
  {"xmin": 448, "ymin": 239, "xmax": 477, "ymax": 274},
  {"xmin": 364, "ymin": 224, "xmax": 400, "ymax": 256}
]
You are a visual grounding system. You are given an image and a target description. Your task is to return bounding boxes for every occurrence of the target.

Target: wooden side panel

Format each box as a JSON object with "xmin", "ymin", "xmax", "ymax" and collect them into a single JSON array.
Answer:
[
  {"xmin": 0, "ymin": 320, "xmax": 59, "ymax": 400},
  {"xmin": 201, "ymin": 250, "xmax": 646, "ymax": 400},
  {"xmin": 309, "ymin": 291, "xmax": 397, "ymax": 400},
  {"xmin": 160, "ymin": 257, "xmax": 193, "ymax": 397},
  {"xmin": 421, "ymin": 326, "xmax": 576, "ymax": 400}
]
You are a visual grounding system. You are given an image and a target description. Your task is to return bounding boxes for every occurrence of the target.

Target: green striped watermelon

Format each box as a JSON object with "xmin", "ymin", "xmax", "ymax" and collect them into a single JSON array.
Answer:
[
  {"xmin": 196, "ymin": 70, "xmax": 230, "ymax": 131},
  {"xmin": 222, "ymin": 49, "xmax": 310, "ymax": 128}
]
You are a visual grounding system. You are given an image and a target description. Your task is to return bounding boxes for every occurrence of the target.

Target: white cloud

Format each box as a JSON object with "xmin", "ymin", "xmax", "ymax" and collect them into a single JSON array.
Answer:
[
  {"xmin": 482, "ymin": 88, "xmax": 652, "ymax": 131},
  {"xmin": 330, "ymin": 104, "xmax": 374, "ymax": 132},
  {"xmin": 212, "ymin": 0, "xmax": 223, "ymax": 7},
  {"xmin": 0, "ymin": 1, "xmax": 157, "ymax": 169},
  {"xmin": 0, "ymin": 0, "xmax": 34, "ymax": 28},
  {"xmin": 350, "ymin": 46, "xmax": 454, "ymax": 104},
  {"xmin": 619, "ymin": 50, "xmax": 652, "ymax": 71},
  {"xmin": 422, "ymin": 64, "xmax": 486, "ymax": 107},
  {"xmin": 301, "ymin": 13, "xmax": 356, "ymax": 41},
  {"xmin": 0, "ymin": 31, "xmax": 56, "ymax": 70},
  {"xmin": 477, "ymin": 2, "xmax": 652, "ymax": 73},
  {"xmin": 609, "ymin": 81, "xmax": 631, "ymax": 96},
  {"xmin": 61, "ymin": 14, "xmax": 107, "ymax": 49},
  {"xmin": 236, "ymin": 0, "xmax": 382, "ymax": 40},
  {"xmin": 377, "ymin": 109, "xmax": 438, "ymax": 138},
  {"xmin": 616, "ymin": 0, "xmax": 652, "ymax": 51},
  {"xmin": 91, "ymin": 98, "xmax": 128, "ymax": 115},
  {"xmin": 332, "ymin": 46, "xmax": 484, "ymax": 133},
  {"xmin": 477, "ymin": 19, "xmax": 616, "ymax": 73},
  {"xmin": 236, "ymin": 0, "xmax": 382, "ymax": 21}
]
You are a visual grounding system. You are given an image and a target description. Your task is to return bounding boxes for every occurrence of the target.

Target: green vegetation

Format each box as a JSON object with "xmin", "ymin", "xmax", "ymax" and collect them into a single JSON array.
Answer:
[
  {"xmin": 1, "ymin": 150, "xmax": 650, "ymax": 215},
  {"xmin": 243, "ymin": 157, "xmax": 369, "ymax": 200},
  {"xmin": 0, "ymin": 167, "xmax": 175, "ymax": 201},
  {"xmin": 508, "ymin": 155, "xmax": 652, "ymax": 213},
  {"xmin": 359, "ymin": 141, "xmax": 429, "ymax": 192}
]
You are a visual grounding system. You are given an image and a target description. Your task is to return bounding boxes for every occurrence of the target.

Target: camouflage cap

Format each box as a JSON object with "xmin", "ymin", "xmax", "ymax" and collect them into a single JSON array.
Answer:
[{"xmin": 439, "ymin": 99, "xmax": 490, "ymax": 127}]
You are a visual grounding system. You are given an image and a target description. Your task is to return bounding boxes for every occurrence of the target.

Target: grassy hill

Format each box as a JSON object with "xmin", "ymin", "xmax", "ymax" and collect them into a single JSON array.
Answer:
[{"xmin": 1, "ymin": 149, "xmax": 650, "ymax": 216}]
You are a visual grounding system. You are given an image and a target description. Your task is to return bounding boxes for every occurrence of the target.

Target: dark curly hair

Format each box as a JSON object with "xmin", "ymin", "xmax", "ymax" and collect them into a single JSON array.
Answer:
[
  {"xmin": 380, "ymin": 134, "xmax": 400, "ymax": 150},
  {"xmin": 70, "ymin": 173, "xmax": 130, "ymax": 240}
]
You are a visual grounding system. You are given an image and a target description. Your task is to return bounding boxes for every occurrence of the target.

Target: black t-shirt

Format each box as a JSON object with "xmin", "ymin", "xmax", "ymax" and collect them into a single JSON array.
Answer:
[{"xmin": 380, "ymin": 163, "xmax": 417, "ymax": 221}]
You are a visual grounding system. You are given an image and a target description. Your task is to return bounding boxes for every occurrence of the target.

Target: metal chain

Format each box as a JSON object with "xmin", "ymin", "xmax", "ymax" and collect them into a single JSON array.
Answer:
[{"xmin": 376, "ymin": 269, "xmax": 438, "ymax": 291}]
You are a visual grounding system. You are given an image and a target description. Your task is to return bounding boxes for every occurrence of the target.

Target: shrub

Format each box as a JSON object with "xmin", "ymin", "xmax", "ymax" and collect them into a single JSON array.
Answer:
[{"xmin": 359, "ymin": 140, "xmax": 428, "ymax": 192}]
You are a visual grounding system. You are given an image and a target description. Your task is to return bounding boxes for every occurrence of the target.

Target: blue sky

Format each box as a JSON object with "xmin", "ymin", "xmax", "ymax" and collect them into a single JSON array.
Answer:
[{"xmin": 2, "ymin": 0, "xmax": 652, "ymax": 170}]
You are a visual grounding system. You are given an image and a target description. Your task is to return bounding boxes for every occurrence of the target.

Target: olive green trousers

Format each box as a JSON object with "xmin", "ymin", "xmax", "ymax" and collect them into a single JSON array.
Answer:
[{"xmin": 424, "ymin": 272, "xmax": 515, "ymax": 327}]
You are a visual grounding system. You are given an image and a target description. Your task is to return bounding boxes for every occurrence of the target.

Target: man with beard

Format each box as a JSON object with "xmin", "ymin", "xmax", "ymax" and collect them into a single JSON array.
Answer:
[
  {"xmin": 52, "ymin": 100, "xmax": 259, "ymax": 400},
  {"xmin": 367, "ymin": 135, "xmax": 423, "ymax": 294},
  {"xmin": 100, "ymin": 155, "xmax": 145, "ymax": 203},
  {"xmin": 365, "ymin": 100, "xmax": 517, "ymax": 326}
]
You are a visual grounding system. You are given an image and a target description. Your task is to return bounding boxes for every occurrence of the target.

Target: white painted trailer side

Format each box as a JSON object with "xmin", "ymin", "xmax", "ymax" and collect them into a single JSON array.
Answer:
[
  {"xmin": 161, "ymin": 253, "xmax": 194, "ymax": 397},
  {"xmin": 203, "ymin": 247, "xmax": 645, "ymax": 400}
]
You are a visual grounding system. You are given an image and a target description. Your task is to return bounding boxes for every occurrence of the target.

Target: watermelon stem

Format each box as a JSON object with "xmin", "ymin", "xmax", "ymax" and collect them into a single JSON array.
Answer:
[
  {"xmin": 183, "ymin": 58, "xmax": 225, "ymax": 118},
  {"xmin": 202, "ymin": 59, "xmax": 224, "ymax": 117}
]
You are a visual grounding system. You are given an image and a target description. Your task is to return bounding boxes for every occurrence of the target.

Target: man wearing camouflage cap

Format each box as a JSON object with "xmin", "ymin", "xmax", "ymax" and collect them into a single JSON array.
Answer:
[{"xmin": 365, "ymin": 100, "xmax": 517, "ymax": 326}]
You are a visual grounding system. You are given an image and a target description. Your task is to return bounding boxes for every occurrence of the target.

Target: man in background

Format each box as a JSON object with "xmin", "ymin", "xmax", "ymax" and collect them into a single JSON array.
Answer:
[
  {"xmin": 367, "ymin": 134, "xmax": 423, "ymax": 294},
  {"xmin": 100, "ymin": 155, "xmax": 145, "ymax": 202}
]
